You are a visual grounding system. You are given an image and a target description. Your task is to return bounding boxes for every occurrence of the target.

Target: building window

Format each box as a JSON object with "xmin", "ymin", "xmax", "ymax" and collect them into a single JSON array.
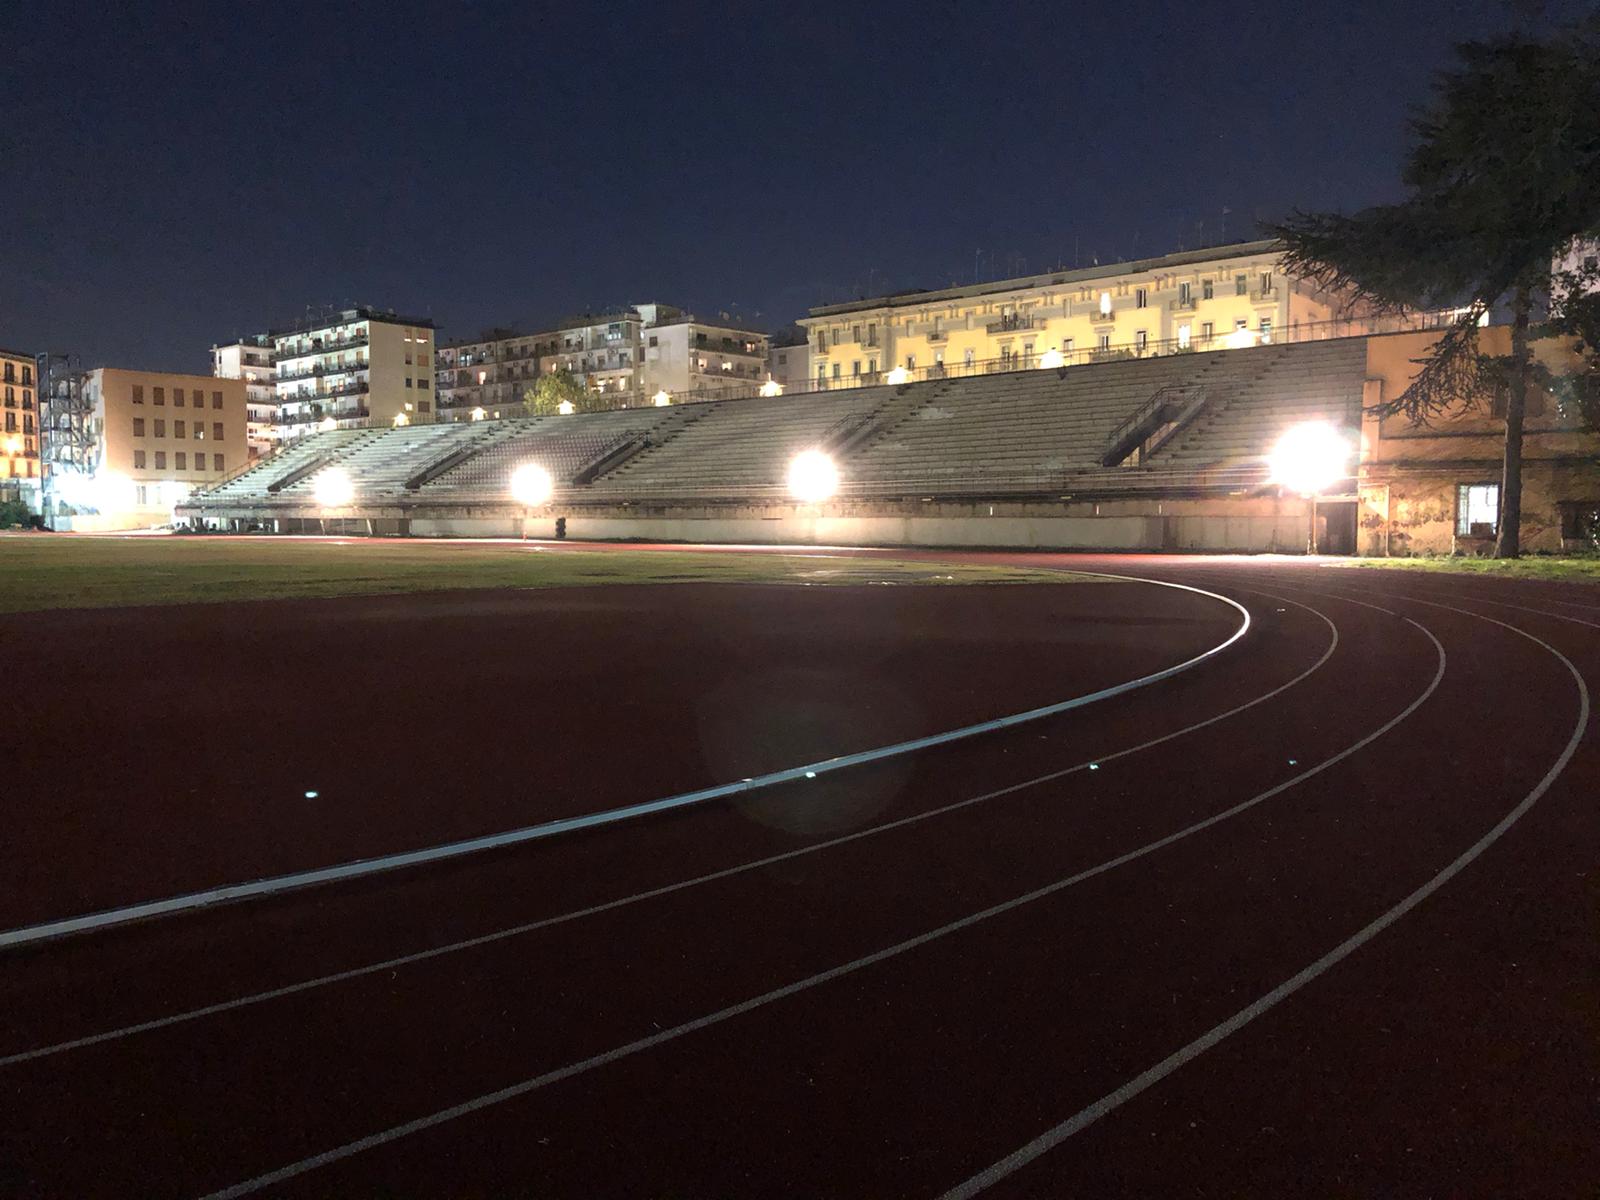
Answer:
[
  {"xmin": 155, "ymin": 451, "xmax": 167, "ymax": 469},
  {"xmin": 1098, "ymin": 292, "xmax": 1112, "ymax": 316},
  {"xmin": 175, "ymin": 388, "xmax": 186, "ymax": 407},
  {"xmin": 405, "ymin": 378, "xmax": 413, "ymax": 388},
  {"xmin": 175, "ymin": 452, "xmax": 186, "ymax": 471},
  {"xmin": 832, "ymin": 363, "xmax": 841, "ymax": 379},
  {"xmin": 174, "ymin": 420, "xmax": 186, "ymax": 438},
  {"xmin": 195, "ymin": 425, "xmax": 204, "ymax": 439},
  {"xmin": 1202, "ymin": 279, "xmax": 1214, "ymax": 301},
  {"xmin": 1235, "ymin": 274, "xmax": 1248, "ymax": 296},
  {"xmin": 133, "ymin": 450, "xmax": 146, "ymax": 469},
  {"xmin": 1177, "ymin": 324, "xmax": 1192, "ymax": 349},
  {"xmin": 852, "ymin": 360, "xmax": 861, "ymax": 377},
  {"xmin": 1135, "ymin": 330, "xmax": 1148, "ymax": 351},
  {"xmin": 1260, "ymin": 318, "xmax": 1274, "ymax": 342},
  {"xmin": 153, "ymin": 387, "xmax": 165, "ymax": 405},
  {"xmin": 905, "ymin": 355, "xmax": 915, "ymax": 371},
  {"xmin": 964, "ymin": 348, "xmax": 975, "ymax": 366},
  {"xmin": 132, "ymin": 385, "xmax": 144, "ymax": 404},
  {"xmin": 1098, "ymin": 333, "xmax": 1111, "ymax": 350},
  {"xmin": 1260, "ymin": 272, "xmax": 1273, "ymax": 294},
  {"xmin": 1135, "ymin": 287, "xmax": 1148, "ymax": 309},
  {"xmin": 1456, "ymin": 483, "xmax": 1500, "ymax": 536},
  {"xmin": 213, "ymin": 453, "xmax": 224, "ymax": 472},
  {"xmin": 1202, "ymin": 321, "xmax": 1214, "ymax": 341},
  {"xmin": 133, "ymin": 418, "xmax": 146, "ymax": 437},
  {"xmin": 817, "ymin": 364, "xmax": 828, "ymax": 384},
  {"xmin": 212, "ymin": 391, "xmax": 222, "ymax": 409},
  {"xmin": 154, "ymin": 419, "xmax": 166, "ymax": 437},
  {"xmin": 1179, "ymin": 282, "xmax": 1192, "ymax": 306},
  {"xmin": 1062, "ymin": 338, "xmax": 1074, "ymax": 354}
]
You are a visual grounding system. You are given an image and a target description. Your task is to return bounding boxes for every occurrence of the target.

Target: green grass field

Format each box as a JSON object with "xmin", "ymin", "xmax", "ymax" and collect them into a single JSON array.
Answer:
[
  {"xmin": 1340, "ymin": 555, "xmax": 1600, "ymax": 583},
  {"xmin": 0, "ymin": 535, "xmax": 1070, "ymax": 614}
]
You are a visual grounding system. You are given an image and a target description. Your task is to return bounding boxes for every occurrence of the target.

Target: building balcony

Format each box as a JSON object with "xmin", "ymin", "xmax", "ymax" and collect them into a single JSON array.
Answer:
[
  {"xmin": 1171, "ymin": 296, "xmax": 1198, "ymax": 311},
  {"xmin": 276, "ymin": 361, "xmax": 368, "ymax": 383},
  {"xmin": 985, "ymin": 315, "xmax": 1034, "ymax": 335},
  {"xmin": 282, "ymin": 381, "xmax": 371, "ymax": 405},
  {"xmin": 277, "ymin": 334, "xmax": 370, "ymax": 361},
  {"xmin": 1092, "ymin": 307, "xmax": 1117, "ymax": 322},
  {"xmin": 927, "ymin": 329, "xmax": 948, "ymax": 342}
]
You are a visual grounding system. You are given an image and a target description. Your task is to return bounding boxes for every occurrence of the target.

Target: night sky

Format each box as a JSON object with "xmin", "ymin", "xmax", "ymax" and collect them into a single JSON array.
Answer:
[{"xmin": 2, "ymin": 0, "xmax": 1588, "ymax": 372}]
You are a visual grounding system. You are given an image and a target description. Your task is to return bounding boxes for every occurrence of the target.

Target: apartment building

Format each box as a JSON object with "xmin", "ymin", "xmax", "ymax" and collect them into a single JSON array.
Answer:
[
  {"xmin": 764, "ymin": 334, "xmax": 811, "ymax": 393},
  {"xmin": 1, "ymin": 346, "xmax": 40, "ymax": 488},
  {"xmin": 800, "ymin": 240, "xmax": 1356, "ymax": 387},
  {"xmin": 273, "ymin": 308, "xmax": 436, "ymax": 434},
  {"xmin": 212, "ymin": 333, "xmax": 278, "ymax": 456},
  {"xmin": 46, "ymin": 368, "xmax": 247, "ymax": 528},
  {"xmin": 435, "ymin": 304, "xmax": 769, "ymax": 419}
]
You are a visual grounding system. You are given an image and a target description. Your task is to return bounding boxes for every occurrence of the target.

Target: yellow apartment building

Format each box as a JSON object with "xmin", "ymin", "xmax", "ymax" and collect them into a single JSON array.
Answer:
[
  {"xmin": 1, "ymin": 346, "xmax": 40, "ymax": 487},
  {"xmin": 800, "ymin": 240, "xmax": 1358, "ymax": 387}
]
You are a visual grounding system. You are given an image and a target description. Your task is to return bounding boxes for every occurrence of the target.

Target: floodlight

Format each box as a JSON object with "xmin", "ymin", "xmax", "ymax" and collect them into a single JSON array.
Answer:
[
  {"xmin": 557, "ymin": 399, "xmax": 576, "ymax": 415},
  {"xmin": 1038, "ymin": 348, "xmax": 1064, "ymax": 369},
  {"xmin": 885, "ymin": 366, "xmax": 911, "ymax": 385},
  {"xmin": 509, "ymin": 462, "xmax": 555, "ymax": 507},
  {"xmin": 312, "ymin": 466, "xmax": 355, "ymax": 508},
  {"xmin": 1268, "ymin": 422, "xmax": 1350, "ymax": 496},
  {"xmin": 471, "ymin": 407, "xmax": 486, "ymax": 421},
  {"xmin": 653, "ymin": 389, "xmax": 672, "ymax": 407},
  {"xmin": 393, "ymin": 412, "xmax": 410, "ymax": 427},
  {"xmin": 1226, "ymin": 324, "xmax": 1259, "ymax": 350},
  {"xmin": 318, "ymin": 416, "xmax": 337, "ymax": 432},
  {"xmin": 93, "ymin": 471, "xmax": 137, "ymax": 514},
  {"xmin": 759, "ymin": 378, "xmax": 783, "ymax": 397},
  {"xmin": 787, "ymin": 449, "xmax": 838, "ymax": 503}
]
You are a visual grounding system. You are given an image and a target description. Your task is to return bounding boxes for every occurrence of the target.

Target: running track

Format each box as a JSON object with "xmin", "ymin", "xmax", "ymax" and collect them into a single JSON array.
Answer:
[{"xmin": 2, "ymin": 550, "xmax": 1596, "ymax": 1198}]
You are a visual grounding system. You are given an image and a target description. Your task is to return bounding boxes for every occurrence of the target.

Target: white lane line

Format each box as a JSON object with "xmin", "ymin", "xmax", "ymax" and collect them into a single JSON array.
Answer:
[
  {"xmin": 0, "ymin": 573, "xmax": 1248, "ymax": 953},
  {"xmin": 194, "ymin": 610, "xmax": 1441, "ymax": 1200},
  {"xmin": 3, "ymin": 591, "xmax": 1331, "ymax": 1069},
  {"xmin": 939, "ymin": 595, "xmax": 1588, "ymax": 1200}
]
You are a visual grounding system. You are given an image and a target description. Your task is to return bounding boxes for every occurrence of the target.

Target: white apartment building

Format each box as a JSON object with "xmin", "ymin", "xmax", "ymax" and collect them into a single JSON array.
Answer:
[
  {"xmin": 273, "ymin": 307, "xmax": 436, "ymax": 435},
  {"xmin": 211, "ymin": 334, "xmax": 278, "ymax": 457}
]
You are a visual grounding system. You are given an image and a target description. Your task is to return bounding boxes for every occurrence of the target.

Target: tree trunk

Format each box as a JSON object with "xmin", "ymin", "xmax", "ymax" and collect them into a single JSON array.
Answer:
[{"xmin": 1494, "ymin": 286, "xmax": 1532, "ymax": 559}]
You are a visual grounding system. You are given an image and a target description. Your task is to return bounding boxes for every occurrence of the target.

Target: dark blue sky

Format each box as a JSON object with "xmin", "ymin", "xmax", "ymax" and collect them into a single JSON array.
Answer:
[{"xmin": 1, "ymin": 0, "xmax": 1586, "ymax": 371}]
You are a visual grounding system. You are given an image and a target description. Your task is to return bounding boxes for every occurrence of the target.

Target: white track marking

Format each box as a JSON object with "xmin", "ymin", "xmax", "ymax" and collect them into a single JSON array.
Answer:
[
  {"xmin": 939, "ymin": 591, "xmax": 1588, "ymax": 1200},
  {"xmin": 194, "ymin": 611, "xmax": 1441, "ymax": 1200},
  {"xmin": 0, "ymin": 574, "xmax": 1248, "ymax": 952},
  {"xmin": 3, "ymin": 591, "xmax": 1331, "ymax": 1068}
]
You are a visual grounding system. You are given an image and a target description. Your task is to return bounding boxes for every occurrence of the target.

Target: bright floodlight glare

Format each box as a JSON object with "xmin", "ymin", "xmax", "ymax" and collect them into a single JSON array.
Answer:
[
  {"xmin": 1038, "ymin": 348, "xmax": 1064, "ymax": 369},
  {"xmin": 509, "ymin": 462, "xmax": 555, "ymax": 507},
  {"xmin": 318, "ymin": 416, "xmax": 338, "ymax": 432},
  {"xmin": 787, "ymin": 449, "xmax": 838, "ymax": 503},
  {"xmin": 759, "ymin": 378, "xmax": 783, "ymax": 397},
  {"xmin": 1268, "ymin": 422, "xmax": 1350, "ymax": 496},
  {"xmin": 312, "ymin": 466, "xmax": 355, "ymax": 508},
  {"xmin": 471, "ymin": 406, "xmax": 486, "ymax": 421},
  {"xmin": 885, "ymin": 365, "xmax": 911, "ymax": 385},
  {"xmin": 1226, "ymin": 324, "xmax": 1258, "ymax": 350},
  {"xmin": 93, "ymin": 470, "xmax": 137, "ymax": 515},
  {"xmin": 557, "ymin": 399, "xmax": 576, "ymax": 415},
  {"xmin": 653, "ymin": 389, "xmax": 672, "ymax": 407}
]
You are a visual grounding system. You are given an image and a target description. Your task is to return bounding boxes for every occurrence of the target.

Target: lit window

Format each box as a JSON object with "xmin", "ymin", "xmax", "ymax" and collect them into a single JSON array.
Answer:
[
  {"xmin": 1177, "ymin": 324, "xmax": 1192, "ymax": 349},
  {"xmin": 1098, "ymin": 292, "xmax": 1112, "ymax": 316},
  {"xmin": 1456, "ymin": 484, "xmax": 1499, "ymax": 536}
]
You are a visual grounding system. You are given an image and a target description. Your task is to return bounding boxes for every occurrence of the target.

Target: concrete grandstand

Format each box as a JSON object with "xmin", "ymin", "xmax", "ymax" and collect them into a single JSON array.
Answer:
[{"xmin": 180, "ymin": 335, "xmax": 1370, "ymax": 551}]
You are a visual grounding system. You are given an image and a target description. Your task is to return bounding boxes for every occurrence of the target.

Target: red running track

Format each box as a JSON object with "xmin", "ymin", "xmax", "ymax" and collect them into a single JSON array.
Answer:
[{"xmin": 1, "ymin": 550, "xmax": 1595, "ymax": 1198}]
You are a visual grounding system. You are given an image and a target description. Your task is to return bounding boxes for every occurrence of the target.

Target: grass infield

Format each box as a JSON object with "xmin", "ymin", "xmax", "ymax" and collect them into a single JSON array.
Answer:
[
  {"xmin": 1339, "ymin": 555, "xmax": 1600, "ymax": 583},
  {"xmin": 0, "ymin": 535, "xmax": 1070, "ymax": 614}
]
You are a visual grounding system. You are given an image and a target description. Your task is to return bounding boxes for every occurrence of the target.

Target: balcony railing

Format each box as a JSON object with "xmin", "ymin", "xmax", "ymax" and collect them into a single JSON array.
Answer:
[
  {"xmin": 277, "ymin": 334, "xmax": 370, "ymax": 360},
  {"xmin": 280, "ymin": 381, "xmax": 371, "ymax": 405},
  {"xmin": 276, "ymin": 361, "xmax": 368, "ymax": 383},
  {"xmin": 985, "ymin": 315, "xmax": 1034, "ymax": 335},
  {"xmin": 1091, "ymin": 307, "xmax": 1116, "ymax": 322}
]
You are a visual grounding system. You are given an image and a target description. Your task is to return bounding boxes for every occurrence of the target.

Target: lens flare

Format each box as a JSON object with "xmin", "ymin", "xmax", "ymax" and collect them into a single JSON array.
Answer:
[
  {"xmin": 1267, "ymin": 422, "xmax": 1350, "ymax": 496},
  {"xmin": 787, "ymin": 449, "xmax": 839, "ymax": 503},
  {"xmin": 509, "ymin": 462, "xmax": 555, "ymax": 507},
  {"xmin": 312, "ymin": 467, "xmax": 355, "ymax": 508}
]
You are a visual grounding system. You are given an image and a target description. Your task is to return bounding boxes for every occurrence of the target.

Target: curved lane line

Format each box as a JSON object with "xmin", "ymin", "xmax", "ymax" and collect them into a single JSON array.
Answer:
[
  {"xmin": 193, "ymin": 607, "xmax": 1441, "ymax": 1200},
  {"xmin": 0, "ymin": 574, "xmax": 1249, "ymax": 953},
  {"xmin": 4, "ymin": 590, "xmax": 1330, "ymax": 1068},
  {"xmin": 939, "ymin": 593, "xmax": 1589, "ymax": 1200}
]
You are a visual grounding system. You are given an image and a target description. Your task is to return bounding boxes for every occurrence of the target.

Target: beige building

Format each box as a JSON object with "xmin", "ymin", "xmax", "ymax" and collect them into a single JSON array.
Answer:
[
  {"xmin": 800, "ymin": 240, "xmax": 1356, "ymax": 388},
  {"xmin": 46, "ymin": 368, "xmax": 247, "ymax": 528},
  {"xmin": 274, "ymin": 308, "xmax": 436, "ymax": 434},
  {"xmin": 1358, "ymin": 328, "xmax": 1600, "ymax": 555},
  {"xmin": 212, "ymin": 334, "xmax": 278, "ymax": 456},
  {"xmin": 1, "ymin": 346, "xmax": 40, "ymax": 488},
  {"xmin": 764, "ymin": 336, "xmax": 811, "ymax": 393}
]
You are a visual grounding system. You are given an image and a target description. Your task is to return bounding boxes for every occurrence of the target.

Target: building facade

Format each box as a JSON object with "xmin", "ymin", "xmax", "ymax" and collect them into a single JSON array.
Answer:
[
  {"xmin": 799, "ymin": 240, "xmax": 1354, "ymax": 388},
  {"xmin": 764, "ymin": 335, "xmax": 811, "ymax": 393},
  {"xmin": 273, "ymin": 308, "xmax": 436, "ymax": 435},
  {"xmin": 212, "ymin": 334, "xmax": 278, "ymax": 456},
  {"xmin": 435, "ymin": 305, "xmax": 769, "ymax": 420},
  {"xmin": 45, "ymin": 368, "xmax": 247, "ymax": 528},
  {"xmin": 1, "ymin": 346, "xmax": 40, "ymax": 492}
]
